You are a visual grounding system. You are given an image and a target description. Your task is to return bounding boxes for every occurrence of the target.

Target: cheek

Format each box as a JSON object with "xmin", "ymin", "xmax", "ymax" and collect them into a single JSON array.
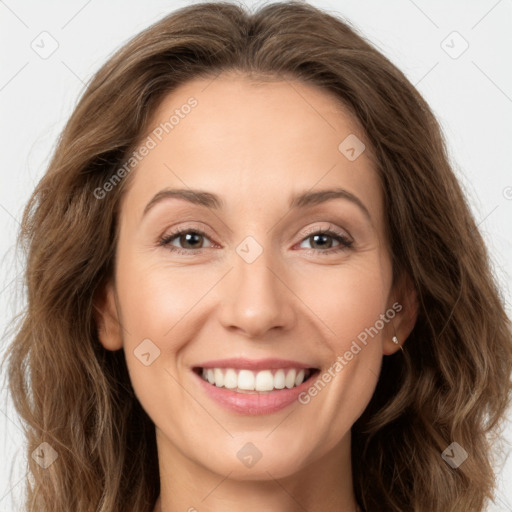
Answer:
[
  {"xmin": 117, "ymin": 251, "xmax": 203, "ymax": 341},
  {"xmin": 289, "ymin": 257, "xmax": 389, "ymax": 422},
  {"xmin": 114, "ymin": 255, "xmax": 204, "ymax": 429},
  {"xmin": 113, "ymin": 248, "xmax": 202, "ymax": 390},
  {"xmin": 292, "ymin": 257, "xmax": 391, "ymax": 350}
]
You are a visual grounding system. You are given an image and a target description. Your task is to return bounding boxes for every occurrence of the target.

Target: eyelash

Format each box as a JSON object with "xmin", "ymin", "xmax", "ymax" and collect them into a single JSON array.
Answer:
[{"xmin": 158, "ymin": 224, "xmax": 353, "ymax": 256}]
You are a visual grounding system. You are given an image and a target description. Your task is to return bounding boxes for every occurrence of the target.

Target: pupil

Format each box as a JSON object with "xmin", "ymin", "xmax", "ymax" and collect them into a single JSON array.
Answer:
[
  {"xmin": 182, "ymin": 232, "xmax": 202, "ymax": 249},
  {"xmin": 311, "ymin": 234, "xmax": 332, "ymax": 249}
]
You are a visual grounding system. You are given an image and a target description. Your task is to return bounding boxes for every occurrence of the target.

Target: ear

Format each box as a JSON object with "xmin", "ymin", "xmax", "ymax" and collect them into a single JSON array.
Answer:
[
  {"xmin": 93, "ymin": 279, "xmax": 124, "ymax": 351},
  {"xmin": 383, "ymin": 271, "xmax": 419, "ymax": 355}
]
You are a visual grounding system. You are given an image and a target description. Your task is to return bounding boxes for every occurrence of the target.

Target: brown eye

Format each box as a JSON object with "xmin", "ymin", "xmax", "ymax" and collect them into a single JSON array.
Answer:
[
  {"xmin": 298, "ymin": 230, "xmax": 353, "ymax": 254},
  {"xmin": 308, "ymin": 233, "xmax": 335, "ymax": 249},
  {"xmin": 158, "ymin": 228, "xmax": 213, "ymax": 254},
  {"xmin": 176, "ymin": 231, "xmax": 204, "ymax": 249}
]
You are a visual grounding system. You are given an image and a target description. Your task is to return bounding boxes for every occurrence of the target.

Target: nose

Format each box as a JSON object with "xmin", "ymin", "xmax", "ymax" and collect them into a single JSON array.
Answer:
[{"xmin": 217, "ymin": 246, "xmax": 296, "ymax": 339}]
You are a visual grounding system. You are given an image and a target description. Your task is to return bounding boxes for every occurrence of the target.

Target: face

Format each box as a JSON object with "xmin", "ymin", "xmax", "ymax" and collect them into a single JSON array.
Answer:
[{"xmin": 95, "ymin": 72, "xmax": 417, "ymax": 482}]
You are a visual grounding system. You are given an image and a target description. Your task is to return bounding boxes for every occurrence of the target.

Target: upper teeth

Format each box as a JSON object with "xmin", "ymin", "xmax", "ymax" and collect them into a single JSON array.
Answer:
[{"xmin": 201, "ymin": 368, "xmax": 311, "ymax": 392}]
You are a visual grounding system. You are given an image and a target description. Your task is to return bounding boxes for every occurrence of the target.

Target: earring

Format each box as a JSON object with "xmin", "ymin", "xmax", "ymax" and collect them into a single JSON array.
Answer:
[{"xmin": 392, "ymin": 335, "xmax": 404, "ymax": 352}]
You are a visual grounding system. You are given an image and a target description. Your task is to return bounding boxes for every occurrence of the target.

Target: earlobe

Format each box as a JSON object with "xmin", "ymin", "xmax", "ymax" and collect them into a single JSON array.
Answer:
[{"xmin": 93, "ymin": 280, "xmax": 124, "ymax": 351}]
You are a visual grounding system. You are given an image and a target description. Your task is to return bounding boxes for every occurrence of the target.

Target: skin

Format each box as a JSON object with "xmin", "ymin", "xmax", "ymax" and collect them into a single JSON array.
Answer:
[{"xmin": 95, "ymin": 71, "xmax": 418, "ymax": 512}]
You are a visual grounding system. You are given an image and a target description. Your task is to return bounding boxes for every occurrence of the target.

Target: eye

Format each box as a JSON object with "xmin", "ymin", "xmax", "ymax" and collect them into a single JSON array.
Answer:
[
  {"xmin": 296, "ymin": 226, "xmax": 353, "ymax": 255},
  {"xmin": 158, "ymin": 224, "xmax": 353, "ymax": 256},
  {"xmin": 158, "ymin": 227, "xmax": 214, "ymax": 255}
]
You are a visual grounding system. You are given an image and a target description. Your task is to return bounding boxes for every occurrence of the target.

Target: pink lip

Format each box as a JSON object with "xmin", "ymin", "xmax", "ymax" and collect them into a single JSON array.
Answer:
[
  {"xmin": 191, "ymin": 366, "xmax": 319, "ymax": 416},
  {"xmin": 194, "ymin": 357, "xmax": 314, "ymax": 371}
]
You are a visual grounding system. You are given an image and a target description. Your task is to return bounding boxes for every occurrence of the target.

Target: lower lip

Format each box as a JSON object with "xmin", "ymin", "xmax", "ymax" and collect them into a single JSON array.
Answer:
[{"xmin": 192, "ymin": 369, "xmax": 318, "ymax": 415}]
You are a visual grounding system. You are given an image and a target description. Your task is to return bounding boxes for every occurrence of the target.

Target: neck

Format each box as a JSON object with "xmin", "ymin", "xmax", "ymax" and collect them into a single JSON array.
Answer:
[{"xmin": 153, "ymin": 428, "xmax": 360, "ymax": 512}]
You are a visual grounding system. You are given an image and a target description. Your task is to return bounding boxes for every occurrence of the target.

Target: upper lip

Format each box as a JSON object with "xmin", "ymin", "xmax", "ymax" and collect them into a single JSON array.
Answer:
[{"xmin": 194, "ymin": 358, "xmax": 317, "ymax": 371}]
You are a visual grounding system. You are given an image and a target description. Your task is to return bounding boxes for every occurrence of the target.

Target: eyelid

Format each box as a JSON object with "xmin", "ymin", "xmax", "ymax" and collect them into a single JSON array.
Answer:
[
  {"xmin": 297, "ymin": 222, "xmax": 352, "ymax": 243},
  {"xmin": 160, "ymin": 221, "xmax": 215, "ymax": 240},
  {"xmin": 157, "ymin": 222, "xmax": 218, "ymax": 249}
]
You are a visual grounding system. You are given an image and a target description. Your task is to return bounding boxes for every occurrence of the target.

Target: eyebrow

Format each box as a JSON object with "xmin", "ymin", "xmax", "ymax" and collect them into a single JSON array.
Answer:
[{"xmin": 142, "ymin": 187, "xmax": 372, "ymax": 222}]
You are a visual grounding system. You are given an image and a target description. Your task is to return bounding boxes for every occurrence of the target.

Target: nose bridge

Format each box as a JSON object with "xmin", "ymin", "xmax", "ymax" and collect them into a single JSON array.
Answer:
[{"xmin": 218, "ymin": 236, "xmax": 295, "ymax": 337}]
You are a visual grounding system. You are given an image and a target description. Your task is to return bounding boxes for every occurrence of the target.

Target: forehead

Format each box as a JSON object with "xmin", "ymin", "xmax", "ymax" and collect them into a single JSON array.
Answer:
[{"xmin": 120, "ymin": 73, "xmax": 384, "ymax": 235}]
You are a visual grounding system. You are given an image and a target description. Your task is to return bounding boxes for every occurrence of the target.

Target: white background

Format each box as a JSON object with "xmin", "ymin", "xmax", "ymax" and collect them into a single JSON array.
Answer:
[{"xmin": 0, "ymin": 0, "xmax": 511, "ymax": 510}]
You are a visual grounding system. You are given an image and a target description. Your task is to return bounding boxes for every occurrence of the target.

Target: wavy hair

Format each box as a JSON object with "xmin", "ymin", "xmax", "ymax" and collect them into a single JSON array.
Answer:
[{"xmin": 2, "ymin": 1, "xmax": 511, "ymax": 511}]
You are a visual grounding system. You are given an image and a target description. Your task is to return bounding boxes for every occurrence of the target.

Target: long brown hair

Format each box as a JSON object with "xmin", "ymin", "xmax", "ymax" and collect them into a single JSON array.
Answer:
[{"xmin": 2, "ymin": 1, "xmax": 511, "ymax": 511}]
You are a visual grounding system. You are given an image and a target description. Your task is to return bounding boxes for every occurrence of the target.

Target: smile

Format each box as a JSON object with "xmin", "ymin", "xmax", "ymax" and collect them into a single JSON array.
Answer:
[
  {"xmin": 191, "ymin": 360, "xmax": 320, "ymax": 415},
  {"xmin": 195, "ymin": 367, "xmax": 316, "ymax": 393}
]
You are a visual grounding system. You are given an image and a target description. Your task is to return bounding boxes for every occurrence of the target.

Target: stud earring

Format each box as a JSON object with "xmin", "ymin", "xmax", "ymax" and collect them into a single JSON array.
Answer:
[{"xmin": 392, "ymin": 335, "xmax": 404, "ymax": 352}]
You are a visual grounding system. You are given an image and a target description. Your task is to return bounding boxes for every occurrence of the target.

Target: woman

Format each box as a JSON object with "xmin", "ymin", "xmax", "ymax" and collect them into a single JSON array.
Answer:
[{"xmin": 3, "ymin": 1, "xmax": 511, "ymax": 511}]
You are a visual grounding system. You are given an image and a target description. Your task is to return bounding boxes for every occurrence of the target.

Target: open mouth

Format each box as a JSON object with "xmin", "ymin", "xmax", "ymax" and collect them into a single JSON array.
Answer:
[{"xmin": 193, "ymin": 366, "xmax": 320, "ymax": 394}]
